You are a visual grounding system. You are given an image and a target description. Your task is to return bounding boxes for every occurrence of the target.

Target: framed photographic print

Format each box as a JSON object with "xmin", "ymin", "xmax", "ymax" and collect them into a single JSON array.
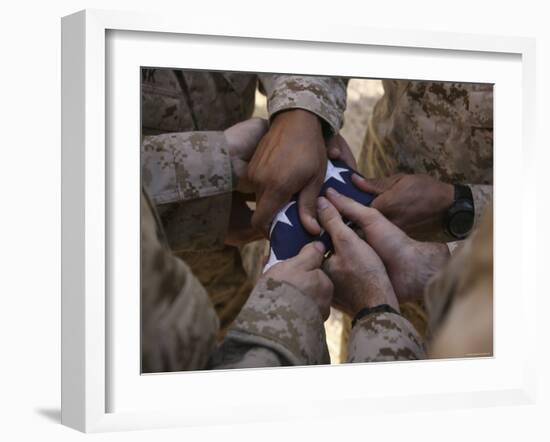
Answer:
[{"xmin": 61, "ymin": 9, "xmax": 537, "ymax": 433}]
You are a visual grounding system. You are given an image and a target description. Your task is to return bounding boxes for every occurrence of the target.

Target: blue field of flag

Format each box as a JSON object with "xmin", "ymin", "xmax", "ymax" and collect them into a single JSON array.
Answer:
[{"xmin": 264, "ymin": 160, "xmax": 374, "ymax": 272}]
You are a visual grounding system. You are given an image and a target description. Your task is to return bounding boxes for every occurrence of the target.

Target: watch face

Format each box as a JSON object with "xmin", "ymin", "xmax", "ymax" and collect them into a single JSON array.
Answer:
[{"xmin": 449, "ymin": 210, "xmax": 474, "ymax": 238}]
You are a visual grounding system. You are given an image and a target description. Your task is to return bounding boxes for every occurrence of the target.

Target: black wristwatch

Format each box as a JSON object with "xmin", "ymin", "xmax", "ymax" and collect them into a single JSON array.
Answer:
[{"xmin": 444, "ymin": 184, "xmax": 475, "ymax": 240}]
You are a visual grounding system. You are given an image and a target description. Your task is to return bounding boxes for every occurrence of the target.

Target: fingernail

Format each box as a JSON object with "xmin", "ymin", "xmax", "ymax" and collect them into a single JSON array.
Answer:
[
  {"xmin": 326, "ymin": 187, "xmax": 339, "ymax": 197},
  {"xmin": 353, "ymin": 173, "xmax": 365, "ymax": 182},
  {"xmin": 312, "ymin": 241, "xmax": 325, "ymax": 254},
  {"xmin": 317, "ymin": 197, "xmax": 329, "ymax": 210}
]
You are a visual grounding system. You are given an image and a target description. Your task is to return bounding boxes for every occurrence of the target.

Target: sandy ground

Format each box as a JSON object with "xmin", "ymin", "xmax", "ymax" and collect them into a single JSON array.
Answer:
[{"xmin": 250, "ymin": 79, "xmax": 384, "ymax": 363}]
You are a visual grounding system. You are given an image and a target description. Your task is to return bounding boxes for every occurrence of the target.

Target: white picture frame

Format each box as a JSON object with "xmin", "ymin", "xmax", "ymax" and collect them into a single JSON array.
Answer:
[{"xmin": 61, "ymin": 9, "xmax": 537, "ymax": 433}]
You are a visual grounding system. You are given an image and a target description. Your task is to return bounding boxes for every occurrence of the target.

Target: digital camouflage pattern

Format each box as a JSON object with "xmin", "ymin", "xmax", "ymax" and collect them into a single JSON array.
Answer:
[
  {"xmin": 141, "ymin": 189, "xmax": 219, "ymax": 373},
  {"xmin": 209, "ymin": 277, "xmax": 331, "ymax": 368},
  {"xmin": 343, "ymin": 206, "xmax": 493, "ymax": 364},
  {"xmin": 347, "ymin": 312, "xmax": 426, "ymax": 362},
  {"xmin": 141, "ymin": 68, "xmax": 347, "ymax": 329},
  {"xmin": 141, "ymin": 70, "xmax": 257, "ymax": 134},
  {"xmin": 359, "ymin": 80, "xmax": 493, "ymax": 230},
  {"xmin": 261, "ymin": 75, "xmax": 347, "ymax": 135},
  {"xmin": 140, "ymin": 122, "xmax": 491, "ymax": 369},
  {"xmin": 141, "ymin": 134, "xmax": 331, "ymax": 371},
  {"xmin": 141, "ymin": 69, "xmax": 346, "ymax": 135},
  {"xmin": 141, "ymin": 186, "xmax": 331, "ymax": 372},
  {"xmin": 142, "ymin": 131, "xmax": 233, "ymax": 253},
  {"xmin": 356, "ymin": 80, "xmax": 493, "ymax": 339}
]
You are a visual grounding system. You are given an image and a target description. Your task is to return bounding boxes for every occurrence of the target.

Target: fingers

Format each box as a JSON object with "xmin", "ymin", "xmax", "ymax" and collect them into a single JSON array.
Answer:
[
  {"xmin": 245, "ymin": 118, "xmax": 269, "ymax": 158},
  {"xmin": 327, "ymin": 134, "xmax": 358, "ymax": 169},
  {"xmin": 251, "ymin": 187, "xmax": 292, "ymax": 235},
  {"xmin": 291, "ymin": 241, "xmax": 326, "ymax": 271},
  {"xmin": 351, "ymin": 173, "xmax": 403, "ymax": 195},
  {"xmin": 316, "ymin": 196, "xmax": 356, "ymax": 251},
  {"xmin": 326, "ymin": 188, "xmax": 408, "ymax": 261},
  {"xmin": 225, "ymin": 118, "xmax": 269, "ymax": 161},
  {"xmin": 324, "ymin": 187, "xmax": 384, "ymax": 231},
  {"xmin": 297, "ymin": 174, "xmax": 324, "ymax": 235}
]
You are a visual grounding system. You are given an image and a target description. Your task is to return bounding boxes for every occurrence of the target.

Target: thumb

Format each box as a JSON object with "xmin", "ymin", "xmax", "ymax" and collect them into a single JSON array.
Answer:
[
  {"xmin": 298, "ymin": 175, "xmax": 324, "ymax": 235},
  {"xmin": 291, "ymin": 241, "xmax": 326, "ymax": 271},
  {"xmin": 316, "ymin": 196, "xmax": 355, "ymax": 251}
]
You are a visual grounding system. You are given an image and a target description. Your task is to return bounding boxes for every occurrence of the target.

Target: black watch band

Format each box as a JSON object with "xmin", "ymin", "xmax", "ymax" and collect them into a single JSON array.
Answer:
[
  {"xmin": 444, "ymin": 184, "xmax": 475, "ymax": 240},
  {"xmin": 454, "ymin": 183, "xmax": 473, "ymax": 203},
  {"xmin": 351, "ymin": 304, "xmax": 400, "ymax": 328}
]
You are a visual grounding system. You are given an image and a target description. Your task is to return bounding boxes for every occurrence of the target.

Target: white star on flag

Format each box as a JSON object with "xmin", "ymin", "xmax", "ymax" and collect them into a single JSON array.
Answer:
[
  {"xmin": 263, "ymin": 200, "xmax": 296, "ymax": 273},
  {"xmin": 324, "ymin": 161, "xmax": 348, "ymax": 184},
  {"xmin": 268, "ymin": 200, "xmax": 296, "ymax": 237}
]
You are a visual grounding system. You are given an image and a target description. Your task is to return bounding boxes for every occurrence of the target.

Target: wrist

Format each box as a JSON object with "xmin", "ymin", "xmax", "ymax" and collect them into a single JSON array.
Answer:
[
  {"xmin": 351, "ymin": 304, "xmax": 401, "ymax": 328},
  {"xmin": 438, "ymin": 181, "xmax": 455, "ymax": 215},
  {"xmin": 272, "ymin": 108, "xmax": 323, "ymax": 131},
  {"xmin": 351, "ymin": 277, "xmax": 400, "ymax": 316}
]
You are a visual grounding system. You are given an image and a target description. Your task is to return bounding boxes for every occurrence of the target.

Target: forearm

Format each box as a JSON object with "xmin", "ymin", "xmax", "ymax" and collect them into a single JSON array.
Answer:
[{"xmin": 208, "ymin": 278, "xmax": 330, "ymax": 369}]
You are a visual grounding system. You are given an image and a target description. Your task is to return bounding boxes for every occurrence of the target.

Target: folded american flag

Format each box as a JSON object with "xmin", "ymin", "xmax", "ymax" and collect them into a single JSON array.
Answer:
[{"xmin": 263, "ymin": 160, "xmax": 374, "ymax": 273}]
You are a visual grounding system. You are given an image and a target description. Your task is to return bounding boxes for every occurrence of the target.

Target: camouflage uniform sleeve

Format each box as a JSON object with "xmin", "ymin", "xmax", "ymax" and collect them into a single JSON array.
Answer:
[
  {"xmin": 468, "ymin": 184, "xmax": 492, "ymax": 229},
  {"xmin": 141, "ymin": 131, "xmax": 233, "ymax": 253},
  {"xmin": 208, "ymin": 278, "xmax": 330, "ymax": 369},
  {"xmin": 258, "ymin": 75, "xmax": 347, "ymax": 135},
  {"xmin": 141, "ymin": 189, "xmax": 219, "ymax": 373},
  {"xmin": 346, "ymin": 312, "xmax": 426, "ymax": 363}
]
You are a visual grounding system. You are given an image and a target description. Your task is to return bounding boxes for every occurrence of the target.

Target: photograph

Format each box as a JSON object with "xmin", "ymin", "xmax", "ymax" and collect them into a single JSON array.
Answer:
[{"xmin": 140, "ymin": 68, "xmax": 493, "ymax": 373}]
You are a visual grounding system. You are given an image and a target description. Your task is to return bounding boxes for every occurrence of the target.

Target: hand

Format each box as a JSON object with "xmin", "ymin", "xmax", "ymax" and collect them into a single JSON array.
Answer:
[
  {"xmin": 224, "ymin": 117, "xmax": 269, "ymax": 193},
  {"xmin": 324, "ymin": 187, "xmax": 450, "ymax": 303},
  {"xmin": 352, "ymin": 174, "xmax": 454, "ymax": 238},
  {"xmin": 225, "ymin": 192, "xmax": 263, "ymax": 247},
  {"xmin": 248, "ymin": 109, "xmax": 327, "ymax": 235},
  {"xmin": 265, "ymin": 242, "xmax": 334, "ymax": 319},
  {"xmin": 316, "ymin": 196, "xmax": 399, "ymax": 316}
]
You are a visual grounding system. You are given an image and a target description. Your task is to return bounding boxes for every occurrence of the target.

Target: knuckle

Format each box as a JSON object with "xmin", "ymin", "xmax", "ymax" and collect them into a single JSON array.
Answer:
[
  {"xmin": 324, "ymin": 211, "xmax": 341, "ymax": 227},
  {"xmin": 334, "ymin": 228, "xmax": 352, "ymax": 244},
  {"xmin": 365, "ymin": 207, "xmax": 382, "ymax": 222},
  {"xmin": 361, "ymin": 207, "xmax": 382, "ymax": 226}
]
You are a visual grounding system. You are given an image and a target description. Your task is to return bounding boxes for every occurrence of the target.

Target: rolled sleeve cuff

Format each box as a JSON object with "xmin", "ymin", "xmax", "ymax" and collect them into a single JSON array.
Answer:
[
  {"xmin": 225, "ymin": 278, "xmax": 331, "ymax": 366},
  {"xmin": 264, "ymin": 76, "xmax": 346, "ymax": 135},
  {"xmin": 142, "ymin": 131, "xmax": 233, "ymax": 205},
  {"xmin": 141, "ymin": 131, "xmax": 233, "ymax": 252},
  {"xmin": 347, "ymin": 312, "xmax": 426, "ymax": 362}
]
